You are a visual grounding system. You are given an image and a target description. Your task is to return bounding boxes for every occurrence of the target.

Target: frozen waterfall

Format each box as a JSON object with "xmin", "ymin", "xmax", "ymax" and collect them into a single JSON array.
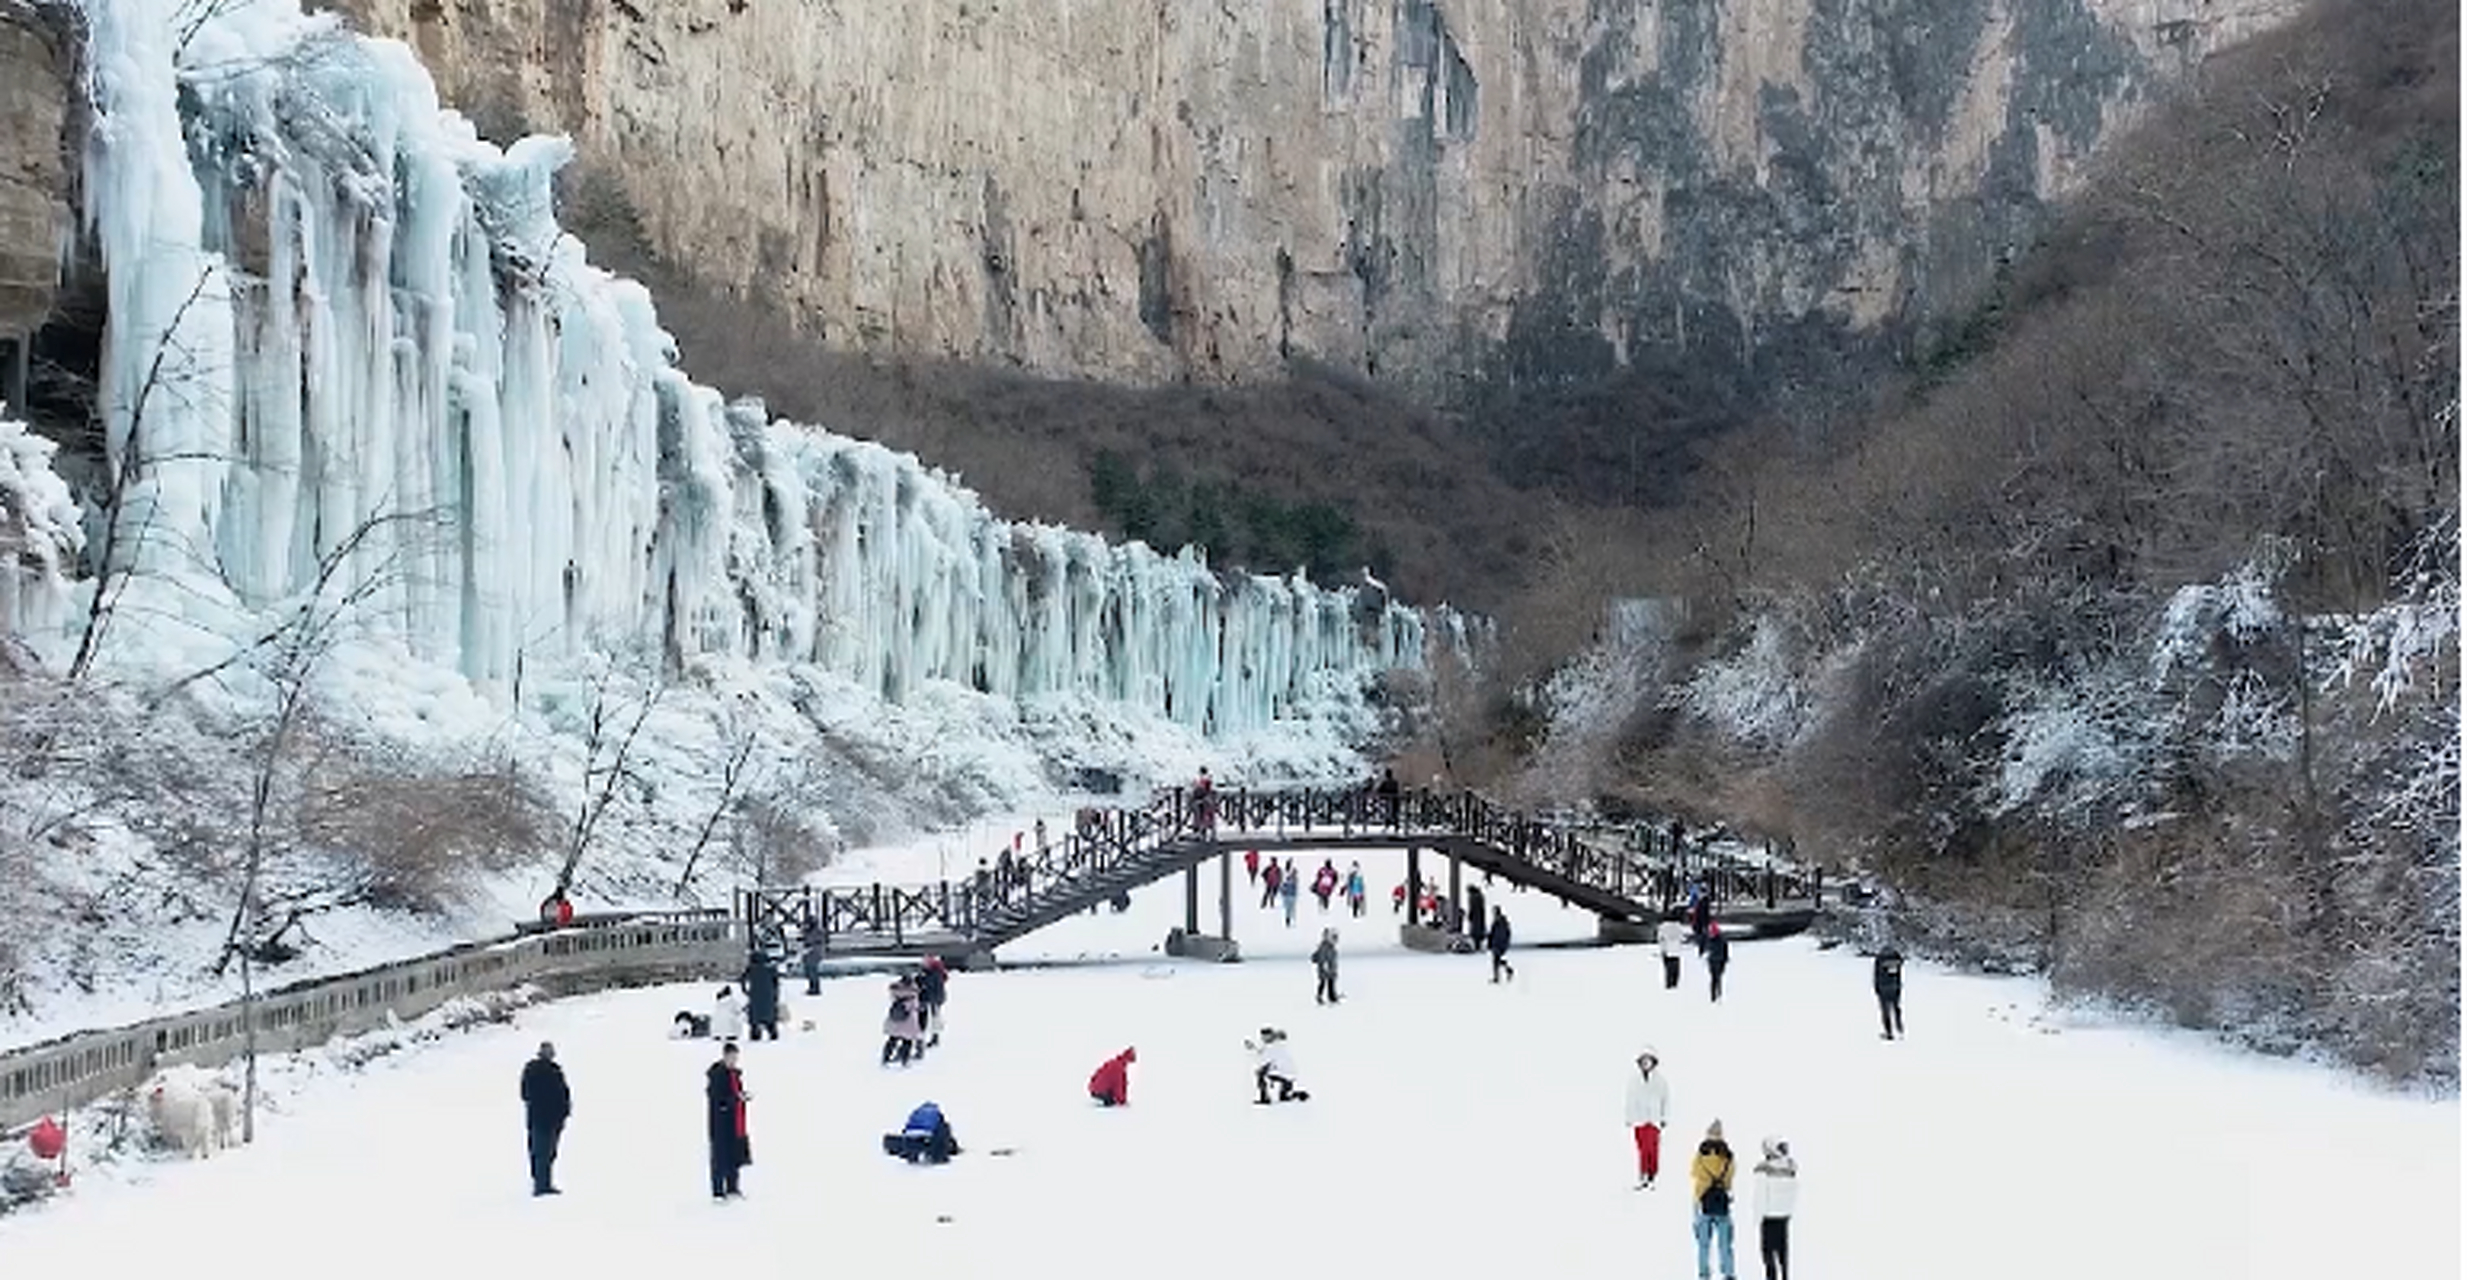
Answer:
[{"xmin": 61, "ymin": 0, "xmax": 1429, "ymax": 736}]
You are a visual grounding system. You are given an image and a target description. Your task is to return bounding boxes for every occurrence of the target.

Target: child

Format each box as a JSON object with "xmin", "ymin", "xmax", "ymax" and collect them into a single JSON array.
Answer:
[
  {"xmin": 882, "ymin": 1101, "xmax": 961, "ymax": 1164},
  {"xmin": 1088, "ymin": 1047, "xmax": 1137, "ymax": 1106}
]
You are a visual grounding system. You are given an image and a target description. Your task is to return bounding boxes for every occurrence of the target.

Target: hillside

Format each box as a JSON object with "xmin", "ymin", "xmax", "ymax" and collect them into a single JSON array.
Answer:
[{"xmin": 1453, "ymin": 0, "xmax": 2460, "ymax": 1079}]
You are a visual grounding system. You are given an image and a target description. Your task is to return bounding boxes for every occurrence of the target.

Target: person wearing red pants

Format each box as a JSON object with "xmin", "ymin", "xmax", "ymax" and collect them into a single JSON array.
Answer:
[{"xmin": 1624, "ymin": 1046, "xmax": 1672, "ymax": 1189}]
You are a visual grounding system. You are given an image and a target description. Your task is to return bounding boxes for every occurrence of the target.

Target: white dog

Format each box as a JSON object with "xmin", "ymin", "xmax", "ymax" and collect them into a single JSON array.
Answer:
[{"xmin": 146, "ymin": 1064, "xmax": 238, "ymax": 1158}]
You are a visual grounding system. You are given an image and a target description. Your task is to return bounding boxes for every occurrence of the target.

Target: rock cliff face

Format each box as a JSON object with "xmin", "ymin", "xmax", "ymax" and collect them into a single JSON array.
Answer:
[
  {"xmin": 326, "ymin": 0, "xmax": 2291, "ymax": 398},
  {"xmin": 0, "ymin": 0, "xmax": 72, "ymax": 341}
]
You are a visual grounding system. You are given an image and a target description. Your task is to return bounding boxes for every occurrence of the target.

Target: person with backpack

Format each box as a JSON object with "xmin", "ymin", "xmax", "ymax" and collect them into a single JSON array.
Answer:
[
  {"xmin": 1705, "ymin": 922, "xmax": 1732, "ymax": 1003},
  {"xmin": 1244, "ymin": 848, "xmax": 1261, "ymax": 886},
  {"xmin": 1312, "ymin": 928, "xmax": 1342, "ymax": 1005},
  {"xmin": 1624, "ymin": 1046, "xmax": 1671, "ymax": 1189},
  {"xmin": 1657, "ymin": 914, "xmax": 1690, "ymax": 989},
  {"xmin": 1691, "ymin": 1120, "xmax": 1738, "ymax": 1280},
  {"xmin": 1311, "ymin": 860, "xmax": 1339, "ymax": 913},
  {"xmin": 882, "ymin": 1101, "xmax": 961, "ymax": 1164},
  {"xmin": 1753, "ymin": 1136, "xmax": 1798, "ymax": 1280},
  {"xmin": 1874, "ymin": 945, "xmax": 1905, "ymax": 1039},
  {"xmin": 518, "ymin": 1040, "xmax": 570, "ymax": 1196},
  {"xmin": 1261, "ymin": 858, "xmax": 1284, "ymax": 910},
  {"xmin": 1488, "ymin": 906, "xmax": 1515, "ymax": 982}
]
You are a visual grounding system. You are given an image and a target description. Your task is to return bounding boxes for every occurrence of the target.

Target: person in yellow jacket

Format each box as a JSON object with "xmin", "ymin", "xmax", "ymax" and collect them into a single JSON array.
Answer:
[{"xmin": 1690, "ymin": 1119, "xmax": 1739, "ymax": 1280}]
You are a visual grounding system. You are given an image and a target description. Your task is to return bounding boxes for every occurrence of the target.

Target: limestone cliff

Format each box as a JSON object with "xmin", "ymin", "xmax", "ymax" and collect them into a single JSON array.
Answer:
[
  {"xmin": 0, "ymin": 0, "xmax": 72, "ymax": 343},
  {"xmin": 326, "ymin": 0, "xmax": 2292, "ymax": 398}
]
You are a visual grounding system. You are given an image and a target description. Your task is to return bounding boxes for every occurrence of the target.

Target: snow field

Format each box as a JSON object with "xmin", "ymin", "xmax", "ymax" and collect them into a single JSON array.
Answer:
[{"xmin": 0, "ymin": 847, "xmax": 2452, "ymax": 1280}]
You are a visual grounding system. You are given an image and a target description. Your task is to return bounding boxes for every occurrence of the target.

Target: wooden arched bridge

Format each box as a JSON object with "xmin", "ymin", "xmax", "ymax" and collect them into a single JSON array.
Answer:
[{"xmin": 742, "ymin": 788, "xmax": 1826, "ymax": 962}]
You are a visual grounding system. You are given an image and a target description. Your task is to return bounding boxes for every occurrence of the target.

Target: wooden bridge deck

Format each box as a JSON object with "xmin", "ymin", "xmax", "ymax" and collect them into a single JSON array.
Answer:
[{"xmin": 746, "ymin": 788, "xmax": 1824, "ymax": 961}]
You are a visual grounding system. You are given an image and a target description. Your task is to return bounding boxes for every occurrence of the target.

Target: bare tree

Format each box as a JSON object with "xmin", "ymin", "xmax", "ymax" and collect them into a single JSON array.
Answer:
[
  {"xmin": 551, "ymin": 664, "xmax": 665, "ymax": 901},
  {"xmin": 674, "ymin": 698, "xmax": 763, "ymax": 897}
]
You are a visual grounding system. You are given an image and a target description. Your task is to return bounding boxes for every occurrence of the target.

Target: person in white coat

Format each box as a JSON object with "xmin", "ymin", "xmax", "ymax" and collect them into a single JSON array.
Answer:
[
  {"xmin": 1247, "ymin": 1027, "xmax": 1309, "ymax": 1104},
  {"xmin": 1753, "ymin": 1137, "xmax": 1799, "ymax": 1280},
  {"xmin": 1625, "ymin": 1046, "xmax": 1672, "ymax": 1188},
  {"xmin": 710, "ymin": 985, "xmax": 746, "ymax": 1043},
  {"xmin": 1657, "ymin": 916, "xmax": 1690, "ymax": 989}
]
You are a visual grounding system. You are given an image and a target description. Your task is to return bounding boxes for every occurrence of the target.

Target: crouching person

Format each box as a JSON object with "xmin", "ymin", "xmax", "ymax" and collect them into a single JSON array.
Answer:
[
  {"xmin": 1088, "ymin": 1047, "xmax": 1137, "ymax": 1107},
  {"xmin": 1246, "ymin": 1028, "xmax": 1309, "ymax": 1104},
  {"xmin": 882, "ymin": 1101, "xmax": 962, "ymax": 1164}
]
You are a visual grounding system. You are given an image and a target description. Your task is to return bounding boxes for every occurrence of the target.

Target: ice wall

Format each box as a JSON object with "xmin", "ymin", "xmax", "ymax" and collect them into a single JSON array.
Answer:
[{"xmin": 65, "ymin": 0, "xmax": 1428, "ymax": 736}]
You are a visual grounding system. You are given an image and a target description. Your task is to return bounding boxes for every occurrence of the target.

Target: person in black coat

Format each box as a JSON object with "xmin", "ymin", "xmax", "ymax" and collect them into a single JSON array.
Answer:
[
  {"xmin": 1705, "ymin": 924, "xmax": 1732, "ymax": 1002},
  {"xmin": 706, "ymin": 1043, "xmax": 750, "ymax": 1200},
  {"xmin": 1468, "ymin": 885, "xmax": 1489, "ymax": 947},
  {"xmin": 519, "ymin": 1040, "xmax": 570, "ymax": 1196},
  {"xmin": 1873, "ymin": 946, "xmax": 1906, "ymax": 1039},
  {"xmin": 741, "ymin": 953, "xmax": 782, "ymax": 1041},
  {"xmin": 1487, "ymin": 907, "xmax": 1515, "ymax": 983},
  {"xmin": 915, "ymin": 957, "xmax": 949, "ymax": 1047}
]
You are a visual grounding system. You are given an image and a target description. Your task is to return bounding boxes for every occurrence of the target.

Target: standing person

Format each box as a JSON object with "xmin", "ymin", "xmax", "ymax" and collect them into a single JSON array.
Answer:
[
  {"xmin": 1034, "ymin": 817, "xmax": 1048, "ymax": 853},
  {"xmin": 1343, "ymin": 862, "xmax": 1366, "ymax": 918},
  {"xmin": 1376, "ymin": 767, "xmax": 1401, "ymax": 825},
  {"xmin": 1261, "ymin": 858, "xmax": 1284, "ymax": 909},
  {"xmin": 1488, "ymin": 906, "xmax": 1515, "ymax": 983},
  {"xmin": 1244, "ymin": 848, "xmax": 1262, "ymax": 886},
  {"xmin": 1658, "ymin": 914, "xmax": 1690, "ymax": 990},
  {"xmin": 1192, "ymin": 766, "xmax": 1217, "ymax": 838},
  {"xmin": 1689, "ymin": 885, "xmax": 1714, "ymax": 949},
  {"xmin": 1468, "ymin": 884, "xmax": 1488, "ymax": 947},
  {"xmin": 1691, "ymin": 1120, "xmax": 1738, "ymax": 1280},
  {"xmin": 741, "ymin": 953, "xmax": 781, "ymax": 1042},
  {"xmin": 1873, "ymin": 945, "xmax": 1905, "ymax": 1039},
  {"xmin": 917, "ymin": 955, "xmax": 950, "ymax": 1048},
  {"xmin": 1705, "ymin": 922, "xmax": 1732, "ymax": 1003},
  {"xmin": 800, "ymin": 926, "xmax": 824, "ymax": 996},
  {"xmin": 519, "ymin": 1041, "xmax": 570, "ymax": 1196},
  {"xmin": 1311, "ymin": 860, "xmax": 1339, "ymax": 912},
  {"xmin": 1624, "ymin": 1046, "xmax": 1670, "ymax": 1189},
  {"xmin": 1753, "ymin": 1137, "xmax": 1798, "ymax": 1280},
  {"xmin": 882, "ymin": 976, "xmax": 925, "ymax": 1065},
  {"xmin": 711, "ymin": 984, "xmax": 745, "ymax": 1043},
  {"xmin": 1280, "ymin": 860, "xmax": 1301, "ymax": 927},
  {"xmin": 705, "ymin": 1043, "xmax": 750, "ymax": 1201},
  {"xmin": 1311, "ymin": 928, "xmax": 1342, "ymax": 1004},
  {"xmin": 1088, "ymin": 1047, "xmax": 1137, "ymax": 1107}
]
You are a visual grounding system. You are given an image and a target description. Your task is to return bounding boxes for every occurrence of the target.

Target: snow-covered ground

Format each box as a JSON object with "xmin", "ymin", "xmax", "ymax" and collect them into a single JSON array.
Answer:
[{"xmin": 0, "ymin": 865, "xmax": 2452, "ymax": 1280}]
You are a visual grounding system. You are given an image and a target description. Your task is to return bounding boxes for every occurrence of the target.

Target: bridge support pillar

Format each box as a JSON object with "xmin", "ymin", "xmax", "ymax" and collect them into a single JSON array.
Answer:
[
  {"xmin": 1447, "ymin": 854, "xmax": 1462, "ymax": 929},
  {"xmin": 1184, "ymin": 863, "xmax": 1201, "ymax": 935},
  {"xmin": 1404, "ymin": 846, "xmax": 1423, "ymax": 925},
  {"xmin": 1219, "ymin": 848, "xmax": 1233, "ymax": 942}
]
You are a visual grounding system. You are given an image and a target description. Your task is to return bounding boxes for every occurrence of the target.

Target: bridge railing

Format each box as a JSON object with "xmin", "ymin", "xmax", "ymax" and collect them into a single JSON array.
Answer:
[{"xmin": 0, "ymin": 910, "xmax": 737, "ymax": 1132}]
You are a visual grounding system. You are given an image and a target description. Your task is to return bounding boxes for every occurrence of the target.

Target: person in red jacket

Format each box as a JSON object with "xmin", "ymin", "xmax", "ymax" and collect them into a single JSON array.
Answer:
[{"xmin": 1088, "ymin": 1047, "xmax": 1137, "ymax": 1107}]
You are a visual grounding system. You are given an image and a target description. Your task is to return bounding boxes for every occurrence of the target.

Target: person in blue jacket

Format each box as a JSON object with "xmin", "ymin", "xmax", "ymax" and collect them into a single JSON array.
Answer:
[{"xmin": 883, "ymin": 1101, "xmax": 962, "ymax": 1164}]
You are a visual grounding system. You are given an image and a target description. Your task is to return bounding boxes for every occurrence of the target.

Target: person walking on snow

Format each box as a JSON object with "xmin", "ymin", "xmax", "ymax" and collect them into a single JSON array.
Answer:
[
  {"xmin": 1088, "ymin": 1047, "xmax": 1137, "ymax": 1106},
  {"xmin": 1280, "ymin": 861, "xmax": 1301, "ymax": 926},
  {"xmin": 1691, "ymin": 1120, "xmax": 1738, "ymax": 1280},
  {"xmin": 1247, "ymin": 1028, "xmax": 1309, "ymax": 1103},
  {"xmin": 1261, "ymin": 858, "xmax": 1284, "ymax": 910},
  {"xmin": 1624, "ymin": 1046, "xmax": 1671, "ymax": 1188},
  {"xmin": 520, "ymin": 1040, "xmax": 570, "ymax": 1196},
  {"xmin": 1753, "ymin": 1136, "xmax": 1798, "ymax": 1280},
  {"xmin": 705, "ymin": 1042, "xmax": 750, "ymax": 1200},
  {"xmin": 882, "ymin": 976, "xmax": 926, "ymax": 1066},
  {"xmin": 1312, "ymin": 928, "xmax": 1342, "ymax": 1004},
  {"xmin": 1343, "ymin": 862, "xmax": 1366, "ymax": 918},
  {"xmin": 917, "ymin": 956, "xmax": 950, "ymax": 1047},
  {"xmin": 741, "ymin": 953, "xmax": 781, "ymax": 1042},
  {"xmin": 1873, "ymin": 945, "xmax": 1905, "ymax": 1039},
  {"xmin": 1488, "ymin": 906, "xmax": 1515, "ymax": 982},
  {"xmin": 1705, "ymin": 922, "xmax": 1732, "ymax": 1003},
  {"xmin": 1658, "ymin": 915, "xmax": 1690, "ymax": 990},
  {"xmin": 1312, "ymin": 860, "xmax": 1339, "ymax": 913},
  {"xmin": 1244, "ymin": 848, "xmax": 1261, "ymax": 886},
  {"xmin": 710, "ymin": 985, "xmax": 745, "ymax": 1043}
]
